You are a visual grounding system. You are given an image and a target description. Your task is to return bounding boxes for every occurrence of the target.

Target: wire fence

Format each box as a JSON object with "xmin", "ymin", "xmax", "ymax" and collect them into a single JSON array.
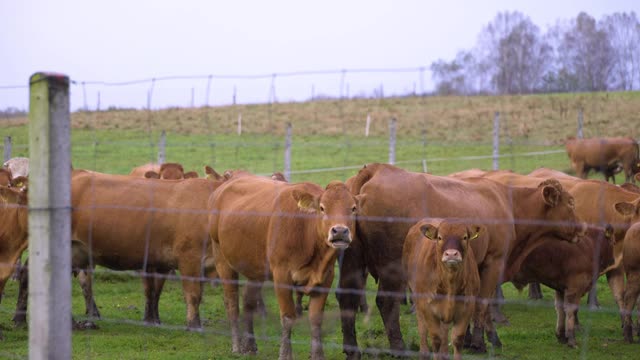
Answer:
[{"xmin": 0, "ymin": 70, "xmax": 639, "ymax": 360}]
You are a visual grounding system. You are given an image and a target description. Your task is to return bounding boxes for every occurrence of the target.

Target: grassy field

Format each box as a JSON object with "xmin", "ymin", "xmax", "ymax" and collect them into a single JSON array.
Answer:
[{"xmin": 1, "ymin": 92, "xmax": 639, "ymax": 359}]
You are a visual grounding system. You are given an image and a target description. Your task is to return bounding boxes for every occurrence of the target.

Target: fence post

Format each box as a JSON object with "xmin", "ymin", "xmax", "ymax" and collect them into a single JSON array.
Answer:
[
  {"xmin": 388, "ymin": 117, "xmax": 397, "ymax": 165},
  {"xmin": 577, "ymin": 108, "xmax": 584, "ymax": 139},
  {"xmin": 284, "ymin": 122, "xmax": 292, "ymax": 181},
  {"xmin": 365, "ymin": 114, "xmax": 371, "ymax": 137},
  {"xmin": 493, "ymin": 112, "xmax": 500, "ymax": 170},
  {"xmin": 3, "ymin": 136, "xmax": 11, "ymax": 163},
  {"xmin": 158, "ymin": 130, "xmax": 166, "ymax": 164},
  {"xmin": 28, "ymin": 72, "xmax": 72, "ymax": 360},
  {"xmin": 237, "ymin": 113, "xmax": 242, "ymax": 135}
]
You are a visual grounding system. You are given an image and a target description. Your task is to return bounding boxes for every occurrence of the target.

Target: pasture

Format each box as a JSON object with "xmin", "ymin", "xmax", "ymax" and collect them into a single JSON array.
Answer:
[{"xmin": 1, "ymin": 91, "xmax": 639, "ymax": 359}]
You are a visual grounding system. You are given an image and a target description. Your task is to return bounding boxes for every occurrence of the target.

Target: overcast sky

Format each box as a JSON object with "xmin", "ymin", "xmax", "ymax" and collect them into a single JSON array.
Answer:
[{"xmin": 1, "ymin": 0, "xmax": 638, "ymax": 111}]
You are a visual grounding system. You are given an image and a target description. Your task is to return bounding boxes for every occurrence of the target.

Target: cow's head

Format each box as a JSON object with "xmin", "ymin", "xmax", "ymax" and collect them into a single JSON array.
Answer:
[
  {"xmin": 613, "ymin": 197, "xmax": 640, "ymax": 223},
  {"xmin": 0, "ymin": 185, "xmax": 29, "ymax": 301},
  {"xmin": 292, "ymin": 181, "xmax": 357, "ymax": 249},
  {"xmin": 421, "ymin": 219, "xmax": 484, "ymax": 269},
  {"xmin": 271, "ymin": 172, "xmax": 287, "ymax": 182},
  {"xmin": 145, "ymin": 163, "xmax": 186, "ymax": 180},
  {"xmin": 535, "ymin": 179, "xmax": 580, "ymax": 243}
]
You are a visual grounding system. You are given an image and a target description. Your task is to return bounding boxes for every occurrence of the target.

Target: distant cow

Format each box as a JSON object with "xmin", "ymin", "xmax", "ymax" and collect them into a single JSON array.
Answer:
[
  {"xmin": 2, "ymin": 157, "xmax": 29, "ymax": 178},
  {"xmin": 565, "ymin": 137, "xmax": 640, "ymax": 183},
  {"xmin": 130, "ymin": 162, "xmax": 198, "ymax": 179},
  {"xmin": 209, "ymin": 174, "xmax": 357, "ymax": 359},
  {"xmin": 511, "ymin": 225, "xmax": 618, "ymax": 347},
  {"xmin": 403, "ymin": 219, "xmax": 482, "ymax": 360}
]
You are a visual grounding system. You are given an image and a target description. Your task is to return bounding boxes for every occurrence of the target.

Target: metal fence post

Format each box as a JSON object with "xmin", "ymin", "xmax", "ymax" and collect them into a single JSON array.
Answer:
[
  {"xmin": 284, "ymin": 122, "xmax": 292, "ymax": 181},
  {"xmin": 388, "ymin": 117, "xmax": 397, "ymax": 165},
  {"xmin": 493, "ymin": 112, "xmax": 500, "ymax": 170},
  {"xmin": 3, "ymin": 136, "xmax": 11, "ymax": 163},
  {"xmin": 158, "ymin": 130, "xmax": 166, "ymax": 164},
  {"xmin": 28, "ymin": 72, "xmax": 72, "ymax": 360},
  {"xmin": 577, "ymin": 108, "xmax": 584, "ymax": 139}
]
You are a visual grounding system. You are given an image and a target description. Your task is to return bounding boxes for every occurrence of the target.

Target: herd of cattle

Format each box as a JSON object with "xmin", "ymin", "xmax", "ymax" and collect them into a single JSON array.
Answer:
[{"xmin": 0, "ymin": 136, "xmax": 639, "ymax": 359}]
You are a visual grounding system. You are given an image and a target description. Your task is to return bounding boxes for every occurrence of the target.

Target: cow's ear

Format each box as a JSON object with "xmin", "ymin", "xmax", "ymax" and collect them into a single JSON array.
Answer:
[
  {"xmin": 468, "ymin": 225, "xmax": 486, "ymax": 241},
  {"xmin": 144, "ymin": 171, "xmax": 160, "ymax": 179},
  {"xmin": 204, "ymin": 165, "xmax": 222, "ymax": 180},
  {"xmin": 542, "ymin": 184, "xmax": 560, "ymax": 207},
  {"xmin": 223, "ymin": 170, "xmax": 234, "ymax": 180},
  {"xmin": 420, "ymin": 223, "xmax": 438, "ymax": 241},
  {"xmin": 292, "ymin": 189, "xmax": 319, "ymax": 213},
  {"xmin": 614, "ymin": 201, "xmax": 637, "ymax": 218},
  {"xmin": 184, "ymin": 171, "xmax": 199, "ymax": 179}
]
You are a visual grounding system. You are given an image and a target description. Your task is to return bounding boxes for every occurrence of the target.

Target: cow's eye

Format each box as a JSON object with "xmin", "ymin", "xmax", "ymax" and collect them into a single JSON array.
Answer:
[
  {"xmin": 463, "ymin": 235, "xmax": 468, "ymax": 240},
  {"xmin": 320, "ymin": 204, "xmax": 325, "ymax": 213},
  {"xmin": 437, "ymin": 235, "xmax": 442, "ymax": 241},
  {"xmin": 351, "ymin": 205, "xmax": 357, "ymax": 213}
]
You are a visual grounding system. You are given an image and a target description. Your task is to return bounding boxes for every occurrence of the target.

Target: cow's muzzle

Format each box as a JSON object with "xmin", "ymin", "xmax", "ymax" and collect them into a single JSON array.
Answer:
[
  {"xmin": 441, "ymin": 249, "xmax": 463, "ymax": 267},
  {"xmin": 328, "ymin": 225, "xmax": 352, "ymax": 249}
]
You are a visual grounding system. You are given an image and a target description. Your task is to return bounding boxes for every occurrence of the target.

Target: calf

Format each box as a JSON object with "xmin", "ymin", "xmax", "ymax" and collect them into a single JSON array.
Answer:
[
  {"xmin": 130, "ymin": 162, "xmax": 198, "ymax": 179},
  {"xmin": 209, "ymin": 175, "xmax": 357, "ymax": 359},
  {"xmin": 511, "ymin": 225, "xmax": 618, "ymax": 347},
  {"xmin": 403, "ymin": 219, "xmax": 481, "ymax": 360}
]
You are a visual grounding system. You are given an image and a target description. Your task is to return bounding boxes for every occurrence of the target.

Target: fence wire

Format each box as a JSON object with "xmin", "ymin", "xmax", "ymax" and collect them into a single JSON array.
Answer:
[{"xmin": 1, "ymin": 69, "xmax": 639, "ymax": 360}]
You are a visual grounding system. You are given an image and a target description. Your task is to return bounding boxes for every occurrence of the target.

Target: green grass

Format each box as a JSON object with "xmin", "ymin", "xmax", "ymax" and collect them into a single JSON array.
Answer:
[{"xmin": 1, "ymin": 92, "xmax": 638, "ymax": 359}]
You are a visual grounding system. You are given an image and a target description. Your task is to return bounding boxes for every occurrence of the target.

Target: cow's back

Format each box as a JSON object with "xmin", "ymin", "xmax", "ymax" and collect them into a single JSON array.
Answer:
[
  {"xmin": 72, "ymin": 170, "xmax": 219, "ymax": 270},
  {"xmin": 209, "ymin": 175, "xmax": 322, "ymax": 280}
]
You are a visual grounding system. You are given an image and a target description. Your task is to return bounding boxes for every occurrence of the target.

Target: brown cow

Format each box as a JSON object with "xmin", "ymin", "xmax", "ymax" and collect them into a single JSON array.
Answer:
[
  {"xmin": 130, "ymin": 162, "xmax": 198, "ymax": 179},
  {"xmin": 447, "ymin": 168, "xmax": 488, "ymax": 179},
  {"xmin": 70, "ymin": 170, "xmax": 221, "ymax": 327},
  {"xmin": 565, "ymin": 136, "xmax": 640, "ymax": 183},
  {"xmin": 511, "ymin": 225, "xmax": 618, "ymax": 347},
  {"xmin": 620, "ymin": 222, "xmax": 640, "ymax": 342},
  {"xmin": 0, "ymin": 186, "xmax": 28, "ymax": 340},
  {"xmin": 403, "ymin": 218, "xmax": 482, "ymax": 360},
  {"xmin": 208, "ymin": 174, "xmax": 357, "ymax": 359},
  {"xmin": 338, "ymin": 163, "xmax": 579, "ymax": 358}
]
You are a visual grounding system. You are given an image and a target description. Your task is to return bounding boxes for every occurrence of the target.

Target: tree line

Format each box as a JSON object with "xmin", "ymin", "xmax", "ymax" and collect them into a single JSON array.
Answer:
[{"xmin": 431, "ymin": 11, "xmax": 640, "ymax": 95}]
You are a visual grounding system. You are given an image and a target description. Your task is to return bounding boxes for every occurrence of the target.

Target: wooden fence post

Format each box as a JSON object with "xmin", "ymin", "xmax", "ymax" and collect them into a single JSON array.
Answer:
[
  {"xmin": 284, "ymin": 122, "xmax": 292, "ymax": 181},
  {"xmin": 388, "ymin": 117, "xmax": 397, "ymax": 165},
  {"xmin": 492, "ymin": 112, "xmax": 500, "ymax": 170},
  {"xmin": 3, "ymin": 136, "xmax": 11, "ymax": 163},
  {"xmin": 577, "ymin": 108, "xmax": 584, "ymax": 139},
  {"xmin": 158, "ymin": 130, "xmax": 166, "ymax": 164},
  {"xmin": 28, "ymin": 72, "xmax": 72, "ymax": 360}
]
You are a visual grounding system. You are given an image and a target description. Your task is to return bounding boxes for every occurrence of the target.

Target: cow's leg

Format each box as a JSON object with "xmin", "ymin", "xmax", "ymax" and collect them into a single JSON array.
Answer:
[
  {"xmin": 563, "ymin": 291, "xmax": 580, "ymax": 348},
  {"xmin": 622, "ymin": 271, "xmax": 640, "ymax": 343},
  {"xmin": 273, "ymin": 270, "xmax": 296, "ymax": 360},
  {"xmin": 452, "ymin": 310, "xmax": 473, "ymax": 360},
  {"xmin": 295, "ymin": 291, "xmax": 304, "ymax": 316},
  {"xmin": 606, "ymin": 267, "xmax": 626, "ymax": 326},
  {"xmin": 554, "ymin": 291, "xmax": 567, "ymax": 344},
  {"xmin": 587, "ymin": 282, "xmax": 600, "ymax": 309},
  {"xmin": 152, "ymin": 273, "xmax": 167, "ymax": 323},
  {"xmin": 240, "ymin": 279, "xmax": 262, "ymax": 354},
  {"xmin": 491, "ymin": 285, "xmax": 509, "ymax": 324},
  {"xmin": 415, "ymin": 306, "xmax": 430, "ymax": 360},
  {"xmin": 376, "ymin": 277, "xmax": 406, "ymax": 355},
  {"xmin": 256, "ymin": 290, "xmax": 268, "ymax": 317},
  {"xmin": 143, "ymin": 272, "xmax": 160, "ymax": 325},
  {"xmin": 358, "ymin": 271, "xmax": 369, "ymax": 314},
  {"xmin": 217, "ymin": 260, "xmax": 241, "ymax": 353},
  {"xmin": 426, "ymin": 320, "xmax": 445, "ymax": 360},
  {"xmin": 469, "ymin": 263, "xmax": 500, "ymax": 353},
  {"xmin": 12, "ymin": 258, "xmax": 28, "ymax": 327},
  {"xmin": 77, "ymin": 269, "xmax": 101, "ymax": 319},
  {"xmin": 337, "ymin": 246, "xmax": 366, "ymax": 360},
  {"xmin": 307, "ymin": 268, "xmax": 334, "ymax": 360},
  {"xmin": 177, "ymin": 255, "xmax": 206, "ymax": 330},
  {"xmin": 528, "ymin": 282, "xmax": 543, "ymax": 300}
]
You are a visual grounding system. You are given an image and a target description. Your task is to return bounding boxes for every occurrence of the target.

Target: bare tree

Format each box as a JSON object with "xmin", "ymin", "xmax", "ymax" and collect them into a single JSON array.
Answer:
[
  {"xmin": 600, "ymin": 12, "xmax": 640, "ymax": 90},
  {"xmin": 430, "ymin": 51, "xmax": 476, "ymax": 95},
  {"xmin": 475, "ymin": 11, "xmax": 552, "ymax": 94},
  {"xmin": 559, "ymin": 12, "xmax": 615, "ymax": 91}
]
